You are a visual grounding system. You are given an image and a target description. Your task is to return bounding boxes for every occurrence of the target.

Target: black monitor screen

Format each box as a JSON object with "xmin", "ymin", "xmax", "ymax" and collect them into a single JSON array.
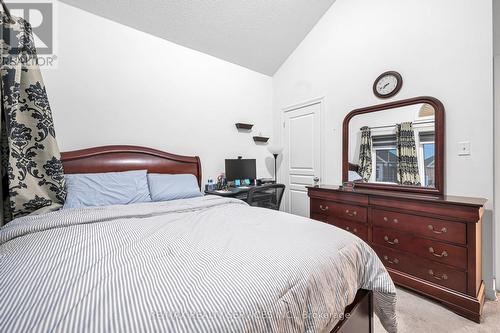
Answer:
[{"xmin": 225, "ymin": 159, "xmax": 256, "ymax": 181}]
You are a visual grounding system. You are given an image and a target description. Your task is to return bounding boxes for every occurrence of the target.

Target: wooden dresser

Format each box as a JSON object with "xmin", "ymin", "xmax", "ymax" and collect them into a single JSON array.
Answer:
[{"xmin": 308, "ymin": 185, "xmax": 487, "ymax": 322}]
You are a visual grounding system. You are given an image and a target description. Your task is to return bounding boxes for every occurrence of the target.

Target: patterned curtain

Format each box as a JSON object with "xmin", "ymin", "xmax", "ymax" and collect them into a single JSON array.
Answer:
[
  {"xmin": 396, "ymin": 122, "xmax": 421, "ymax": 186},
  {"xmin": 1, "ymin": 14, "xmax": 65, "ymax": 222},
  {"xmin": 357, "ymin": 126, "xmax": 372, "ymax": 182}
]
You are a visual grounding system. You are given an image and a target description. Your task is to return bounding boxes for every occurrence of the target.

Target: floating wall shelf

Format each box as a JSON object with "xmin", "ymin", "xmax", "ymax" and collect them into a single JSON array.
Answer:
[
  {"xmin": 235, "ymin": 123, "xmax": 253, "ymax": 130},
  {"xmin": 253, "ymin": 136, "xmax": 269, "ymax": 143}
]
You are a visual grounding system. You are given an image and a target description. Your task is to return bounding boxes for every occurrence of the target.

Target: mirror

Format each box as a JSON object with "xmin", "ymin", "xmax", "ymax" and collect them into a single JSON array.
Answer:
[{"xmin": 342, "ymin": 97, "xmax": 444, "ymax": 195}]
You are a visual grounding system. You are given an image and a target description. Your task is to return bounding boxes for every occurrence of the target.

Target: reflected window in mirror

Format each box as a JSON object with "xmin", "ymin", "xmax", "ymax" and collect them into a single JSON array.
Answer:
[
  {"xmin": 372, "ymin": 134, "xmax": 397, "ymax": 183},
  {"xmin": 375, "ymin": 147, "xmax": 397, "ymax": 183},
  {"xmin": 348, "ymin": 103, "xmax": 436, "ymax": 187},
  {"xmin": 419, "ymin": 132, "xmax": 435, "ymax": 187}
]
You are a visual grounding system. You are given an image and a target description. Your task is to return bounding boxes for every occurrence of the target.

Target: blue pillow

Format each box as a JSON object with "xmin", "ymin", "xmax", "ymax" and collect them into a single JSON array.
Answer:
[
  {"xmin": 64, "ymin": 170, "xmax": 151, "ymax": 209},
  {"xmin": 147, "ymin": 174, "xmax": 202, "ymax": 202}
]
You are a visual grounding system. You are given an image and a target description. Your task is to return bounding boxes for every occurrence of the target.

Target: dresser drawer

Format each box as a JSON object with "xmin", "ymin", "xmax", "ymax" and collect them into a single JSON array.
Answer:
[
  {"xmin": 310, "ymin": 199, "xmax": 333, "ymax": 214},
  {"xmin": 373, "ymin": 245, "xmax": 467, "ymax": 293},
  {"xmin": 372, "ymin": 227, "xmax": 467, "ymax": 270},
  {"xmin": 372, "ymin": 209, "xmax": 466, "ymax": 245},
  {"xmin": 311, "ymin": 212, "xmax": 328, "ymax": 223},
  {"xmin": 330, "ymin": 218, "xmax": 368, "ymax": 241},
  {"xmin": 332, "ymin": 203, "xmax": 367, "ymax": 223}
]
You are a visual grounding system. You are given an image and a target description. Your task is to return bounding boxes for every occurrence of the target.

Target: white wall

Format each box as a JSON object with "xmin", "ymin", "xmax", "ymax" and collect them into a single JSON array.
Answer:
[
  {"xmin": 493, "ymin": 0, "xmax": 500, "ymax": 294},
  {"xmin": 273, "ymin": 0, "xmax": 495, "ymax": 296},
  {"xmin": 42, "ymin": 2, "xmax": 274, "ymax": 184}
]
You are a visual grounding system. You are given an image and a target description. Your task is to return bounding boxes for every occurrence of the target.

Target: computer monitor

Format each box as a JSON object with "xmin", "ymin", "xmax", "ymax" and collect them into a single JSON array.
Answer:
[{"xmin": 225, "ymin": 159, "xmax": 256, "ymax": 182}]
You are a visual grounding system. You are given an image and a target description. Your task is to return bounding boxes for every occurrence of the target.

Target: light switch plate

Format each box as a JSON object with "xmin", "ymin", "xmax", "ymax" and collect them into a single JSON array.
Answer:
[{"xmin": 458, "ymin": 141, "xmax": 471, "ymax": 156}]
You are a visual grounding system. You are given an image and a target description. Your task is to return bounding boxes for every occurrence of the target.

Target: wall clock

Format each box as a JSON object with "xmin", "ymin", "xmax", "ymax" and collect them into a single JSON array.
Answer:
[{"xmin": 373, "ymin": 71, "xmax": 403, "ymax": 99}]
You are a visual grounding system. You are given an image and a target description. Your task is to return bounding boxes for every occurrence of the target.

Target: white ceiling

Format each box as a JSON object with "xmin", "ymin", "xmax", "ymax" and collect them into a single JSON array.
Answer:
[{"xmin": 59, "ymin": 0, "xmax": 336, "ymax": 75}]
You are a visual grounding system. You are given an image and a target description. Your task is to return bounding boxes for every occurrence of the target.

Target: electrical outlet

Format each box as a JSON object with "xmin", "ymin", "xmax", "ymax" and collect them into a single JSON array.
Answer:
[{"xmin": 458, "ymin": 141, "xmax": 470, "ymax": 156}]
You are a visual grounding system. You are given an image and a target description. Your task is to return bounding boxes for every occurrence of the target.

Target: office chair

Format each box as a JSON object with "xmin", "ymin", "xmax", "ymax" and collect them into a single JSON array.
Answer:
[{"xmin": 246, "ymin": 184, "xmax": 285, "ymax": 210}]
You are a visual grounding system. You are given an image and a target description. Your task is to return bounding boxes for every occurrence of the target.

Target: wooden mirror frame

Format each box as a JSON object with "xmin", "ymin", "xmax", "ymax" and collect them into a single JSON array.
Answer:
[{"xmin": 342, "ymin": 96, "xmax": 445, "ymax": 195}]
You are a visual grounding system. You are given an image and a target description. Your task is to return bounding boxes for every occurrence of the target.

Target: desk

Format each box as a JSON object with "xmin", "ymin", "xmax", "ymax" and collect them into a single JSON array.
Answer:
[
  {"xmin": 205, "ymin": 186, "xmax": 254, "ymax": 200},
  {"xmin": 205, "ymin": 183, "xmax": 277, "ymax": 201},
  {"xmin": 207, "ymin": 183, "xmax": 285, "ymax": 210}
]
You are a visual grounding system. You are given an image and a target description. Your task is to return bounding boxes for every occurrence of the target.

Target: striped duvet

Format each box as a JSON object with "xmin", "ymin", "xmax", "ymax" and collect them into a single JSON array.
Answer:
[{"xmin": 0, "ymin": 196, "xmax": 397, "ymax": 333}]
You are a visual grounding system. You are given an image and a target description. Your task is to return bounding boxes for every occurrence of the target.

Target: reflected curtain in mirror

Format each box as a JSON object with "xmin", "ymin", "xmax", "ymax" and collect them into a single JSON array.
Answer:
[
  {"xmin": 396, "ymin": 122, "xmax": 421, "ymax": 186},
  {"xmin": 357, "ymin": 126, "xmax": 372, "ymax": 182},
  {"xmin": 1, "ymin": 14, "xmax": 66, "ymax": 222}
]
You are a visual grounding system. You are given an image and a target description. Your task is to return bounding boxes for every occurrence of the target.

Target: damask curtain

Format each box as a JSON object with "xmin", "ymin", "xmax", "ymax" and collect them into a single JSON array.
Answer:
[
  {"xmin": 357, "ymin": 126, "xmax": 372, "ymax": 182},
  {"xmin": 396, "ymin": 122, "xmax": 421, "ymax": 186},
  {"xmin": 1, "ymin": 13, "xmax": 65, "ymax": 223}
]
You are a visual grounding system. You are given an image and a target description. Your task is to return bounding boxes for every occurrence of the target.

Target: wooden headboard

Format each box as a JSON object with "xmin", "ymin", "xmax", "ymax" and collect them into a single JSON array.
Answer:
[{"xmin": 61, "ymin": 146, "xmax": 202, "ymax": 188}]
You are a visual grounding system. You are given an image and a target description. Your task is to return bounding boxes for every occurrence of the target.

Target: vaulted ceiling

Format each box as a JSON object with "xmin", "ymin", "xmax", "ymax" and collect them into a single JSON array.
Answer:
[{"xmin": 59, "ymin": 0, "xmax": 336, "ymax": 75}]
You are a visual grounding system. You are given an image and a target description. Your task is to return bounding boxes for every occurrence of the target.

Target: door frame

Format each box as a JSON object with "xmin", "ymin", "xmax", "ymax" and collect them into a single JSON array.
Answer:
[
  {"xmin": 280, "ymin": 97, "xmax": 326, "ymax": 213},
  {"xmin": 494, "ymin": 55, "xmax": 500, "ymax": 293}
]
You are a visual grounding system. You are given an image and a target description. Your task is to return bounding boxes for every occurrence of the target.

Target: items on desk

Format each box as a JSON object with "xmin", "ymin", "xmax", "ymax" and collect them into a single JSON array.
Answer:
[
  {"xmin": 205, "ymin": 178, "xmax": 217, "ymax": 192},
  {"xmin": 216, "ymin": 173, "xmax": 227, "ymax": 190}
]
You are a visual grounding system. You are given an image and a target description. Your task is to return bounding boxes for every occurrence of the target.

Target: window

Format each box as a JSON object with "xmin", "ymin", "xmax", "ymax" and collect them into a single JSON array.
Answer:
[
  {"xmin": 375, "ymin": 148, "xmax": 398, "ymax": 183},
  {"xmin": 422, "ymin": 143, "xmax": 435, "ymax": 187},
  {"xmin": 371, "ymin": 134, "xmax": 398, "ymax": 183},
  {"xmin": 366, "ymin": 126, "xmax": 435, "ymax": 186},
  {"xmin": 418, "ymin": 132, "xmax": 435, "ymax": 187}
]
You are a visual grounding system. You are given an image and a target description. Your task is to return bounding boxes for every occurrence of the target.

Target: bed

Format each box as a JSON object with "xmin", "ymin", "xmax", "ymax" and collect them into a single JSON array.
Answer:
[{"xmin": 0, "ymin": 146, "xmax": 397, "ymax": 333}]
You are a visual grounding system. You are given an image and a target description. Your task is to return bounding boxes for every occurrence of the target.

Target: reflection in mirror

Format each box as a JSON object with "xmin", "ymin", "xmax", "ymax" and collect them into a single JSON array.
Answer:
[{"xmin": 348, "ymin": 103, "xmax": 436, "ymax": 188}]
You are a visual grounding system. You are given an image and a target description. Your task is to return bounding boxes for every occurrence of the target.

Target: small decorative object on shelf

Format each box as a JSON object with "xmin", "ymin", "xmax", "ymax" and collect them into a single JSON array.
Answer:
[
  {"xmin": 253, "ymin": 136, "xmax": 269, "ymax": 143},
  {"xmin": 235, "ymin": 123, "xmax": 253, "ymax": 130}
]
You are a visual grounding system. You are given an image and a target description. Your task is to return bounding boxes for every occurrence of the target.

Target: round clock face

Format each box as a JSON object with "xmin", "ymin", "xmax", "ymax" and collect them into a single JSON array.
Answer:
[{"xmin": 373, "ymin": 71, "xmax": 402, "ymax": 98}]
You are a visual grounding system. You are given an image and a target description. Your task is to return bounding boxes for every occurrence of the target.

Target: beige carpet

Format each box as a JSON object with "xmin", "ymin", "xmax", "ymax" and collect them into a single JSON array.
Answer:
[{"xmin": 374, "ymin": 287, "xmax": 500, "ymax": 332}]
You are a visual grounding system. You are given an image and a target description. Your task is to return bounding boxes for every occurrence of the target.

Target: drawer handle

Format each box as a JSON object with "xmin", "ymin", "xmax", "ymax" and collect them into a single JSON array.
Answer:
[
  {"xmin": 383, "ymin": 255, "xmax": 399, "ymax": 265},
  {"xmin": 345, "ymin": 209, "xmax": 358, "ymax": 217},
  {"xmin": 345, "ymin": 226, "xmax": 358, "ymax": 234},
  {"xmin": 428, "ymin": 225, "xmax": 447, "ymax": 234},
  {"xmin": 428, "ymin": 269, "xmax": 448, "ymax": 281},
  {"xmin": 319, "ymin": 205, "xmax": 329, "ymax": 211},
  {"xmin": 383, "ymin": 217, "xmax": 399, "ymax": 223},
  {"xmin": 429, "ymin": 247, "xmax": 448, "ymax": 258},
  {"xmin": 383, "ymin": 235, "xmax": 399, "ymax": 245}
]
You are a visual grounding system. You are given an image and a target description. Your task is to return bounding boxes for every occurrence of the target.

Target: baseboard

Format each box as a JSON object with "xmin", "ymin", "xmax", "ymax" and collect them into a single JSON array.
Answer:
[
  {"xmin": 487, "ymin": 277, "xmax": 498, "ymax": 301},
  {"xmin": 485, "ymin": 286, "xmax": 497, "ymax": 301}
]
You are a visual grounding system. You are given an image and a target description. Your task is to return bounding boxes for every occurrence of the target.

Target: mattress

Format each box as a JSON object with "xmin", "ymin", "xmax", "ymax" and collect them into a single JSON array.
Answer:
[{"xmin": 0, "ymin": 196, "xmax": 397, "ymax": 332}]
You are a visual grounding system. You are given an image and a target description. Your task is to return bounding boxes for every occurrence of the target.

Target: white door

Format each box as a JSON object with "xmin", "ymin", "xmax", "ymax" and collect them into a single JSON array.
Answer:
[{"xmin": 282, "ymin": 102, "xmax": 322, "ymax": 217}]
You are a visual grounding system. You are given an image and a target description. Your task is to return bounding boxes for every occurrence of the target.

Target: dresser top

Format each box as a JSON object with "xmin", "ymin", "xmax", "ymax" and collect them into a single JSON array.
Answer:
[{"xmin": 307, "ymin": 185, "xmax": 487, "ymax": 208}]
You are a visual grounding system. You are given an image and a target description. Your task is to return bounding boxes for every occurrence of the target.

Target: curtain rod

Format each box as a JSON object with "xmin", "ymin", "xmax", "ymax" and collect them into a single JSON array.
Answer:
[{"xmin": 362, "ymin": 120, "xmax": 435, "ymax": 131}]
